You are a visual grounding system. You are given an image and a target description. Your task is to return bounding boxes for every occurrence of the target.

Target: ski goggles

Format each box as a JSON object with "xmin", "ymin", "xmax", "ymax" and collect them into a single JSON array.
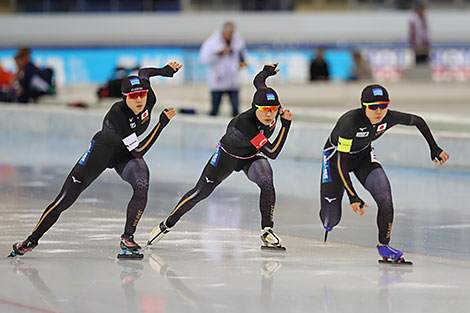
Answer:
[
  {"xmin": 362, "ymin": 101, "xmax": 390, "ymax": 110},
  {"xmin": 255, "ymin": 104, "xmax": 280, "ymax": 113},
  {"xmin": 123, "ymin": 90, "xmax": 148, "ymax": 99}
]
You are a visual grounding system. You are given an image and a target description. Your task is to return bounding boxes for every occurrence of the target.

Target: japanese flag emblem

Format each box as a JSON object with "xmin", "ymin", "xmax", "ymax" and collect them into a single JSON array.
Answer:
[
  {"xmin": 377, "ymin": 123, "xmax": 387, "ymax": 132},
  {"xmin": 141, "ymin": 110, "xmax": 148, "ymax": 120}
]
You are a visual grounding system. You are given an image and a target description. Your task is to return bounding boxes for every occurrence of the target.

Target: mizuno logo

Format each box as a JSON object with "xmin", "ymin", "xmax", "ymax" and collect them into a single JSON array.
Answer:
[
  {"xmin": 324, "ymin": 197, "xmax": 336, "ymax": 203},
  {"xmin": 72, "ymin": 176, "xmax": 81, "ymax": 184},
  {"xmin": 205, "ymin": 176, "xmax": 214, "ymax": 184}
]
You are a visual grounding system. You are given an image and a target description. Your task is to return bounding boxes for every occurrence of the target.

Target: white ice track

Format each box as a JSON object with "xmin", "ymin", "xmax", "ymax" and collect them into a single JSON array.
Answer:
[{"xmin": 1, "ymin": 133, "xmax": 470, "ymax": 313}]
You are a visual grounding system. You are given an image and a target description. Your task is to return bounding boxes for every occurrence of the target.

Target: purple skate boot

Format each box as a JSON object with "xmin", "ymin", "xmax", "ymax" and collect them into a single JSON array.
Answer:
[{"xmin": 377, "ymin": 244, "xmax": 412, "ymax": 265}]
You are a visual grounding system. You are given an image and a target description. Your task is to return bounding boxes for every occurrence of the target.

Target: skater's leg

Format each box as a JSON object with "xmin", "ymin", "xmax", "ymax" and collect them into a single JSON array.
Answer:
[
  {"xmin": 115, "ymin": 158, "xmax": 149, "ymax": 259},
  {"xmin": 361, "ymin": 167, "xmax": 394, "ymax": 245},
  {"xmin": 243, "ymin": 157, "xmax": 286, "ymax": 250},
  {"xmin": 29, "ymin": 142, "xmax": 111, "ymax": 243},
  {"xmin": 165, "ymin": 161, "xmax": 231, "ymax": 227},
  {"xmin": 354, "ymin": 152, "xmax": 407, "ymax": 262},
  {"xmin": 243, "ymin": 157, "xmax": 275, "ymax": 229},
  {"xmin": 30, "ymin": 168, "xmax": 103, "ymax": 243},
  {"xmin": 148, "ymin": 149, "xmax": 236, "ymax": 245},
  {"xmin": 116, "ymin": 158, "xmax": 150, "ymax": 236},
  {"xmin": 319, "ymin": 152, "xmax": 344, "ymax": 231},
  {"xmin": 354, "ymin": 152, "xmax": 393, "ymax": 245}
]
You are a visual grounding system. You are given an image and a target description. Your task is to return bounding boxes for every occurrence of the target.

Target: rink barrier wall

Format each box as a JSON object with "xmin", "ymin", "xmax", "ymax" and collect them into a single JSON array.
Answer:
[
  {"xmin": 1, "ymin": 11, "xmax": 470, "ymax": 46},
  {"xmin": 1, "ymin": 106, "xmax": 469, "ymax": 171}
]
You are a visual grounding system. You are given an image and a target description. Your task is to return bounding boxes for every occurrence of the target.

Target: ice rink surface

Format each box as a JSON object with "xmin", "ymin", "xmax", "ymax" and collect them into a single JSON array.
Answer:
[{"xmin": 1, "ymin": 133, "xmax": 470, "ymax": 313}]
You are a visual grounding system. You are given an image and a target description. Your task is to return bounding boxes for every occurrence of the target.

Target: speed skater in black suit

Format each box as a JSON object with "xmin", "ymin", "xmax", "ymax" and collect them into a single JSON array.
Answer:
[
  {"xmin": 147, "ymin": 63, "xmax": 293, "ymax": 250},
  {"xmin": 320, "ymin": 84, "xmax": 449, "ymax": 264},
  {"xmin": 9, "ymin": 61, "xmax": 182, "ymax": 259}
]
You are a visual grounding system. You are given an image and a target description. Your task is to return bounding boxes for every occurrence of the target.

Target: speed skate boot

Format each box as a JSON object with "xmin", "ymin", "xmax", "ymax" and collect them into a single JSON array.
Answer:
[
  {"xmin": 117, "ymin": 234, "xmax": 144, "ymax": 260},
  {"xmin": 377, "ymin": 244, "xmax": 412, "ymax": 265},
  {"xmin": 8, "ymin": 238, "xmax": 37, "ymax": 258},
  {"xmin": 260, "ymin": 227, "xmax": 286, "ymax": 251},
  {"xmin": 146, "ymin": 219, "xmax": 172, "ymax": 247}
]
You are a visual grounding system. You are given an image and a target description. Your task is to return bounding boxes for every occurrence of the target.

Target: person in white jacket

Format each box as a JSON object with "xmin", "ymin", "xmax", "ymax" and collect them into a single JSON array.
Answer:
[
  {"xmin": 199, "ymin": 21, "xmax": 247, "ymax": 117},
  {"xmin": 409, "ymin": 1, "xmax": 430, "ymax": 64}
]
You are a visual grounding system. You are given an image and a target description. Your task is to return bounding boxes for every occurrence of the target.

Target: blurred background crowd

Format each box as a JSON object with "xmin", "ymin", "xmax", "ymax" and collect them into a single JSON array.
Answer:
[{"xmin": 0, "ymin": 0, "xmax": 468, "ymax": 112}]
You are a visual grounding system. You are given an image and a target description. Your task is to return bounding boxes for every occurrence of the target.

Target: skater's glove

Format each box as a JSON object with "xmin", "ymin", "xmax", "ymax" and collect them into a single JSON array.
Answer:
[
  {"xmin": 349, "ymin": 194, "xmax": 364, "ymax": 206},
  {"xmin": 159, "ymin": 109, "xmax": 171, "ymax": 128},
  {"xmin": 430, "ymin": 147, "xmax": 443, "ymax": 162},
  {"xmin": 349, "ymin": 195, "xmax": 367, "ymax": 216},
  {"xmin": 159, "ymin": 64, "xmax": 178, "ymax": 77},
  {"xmin": 280, "ymin": 108, "xmax": 292, "ymax": 126},
  {"xmin": 280, "ymin": 116, "xmax": 291, "ymax": 127},
  {"xmin": 262, "ymin": 63, "xmax": 279, "ymax": 77}
]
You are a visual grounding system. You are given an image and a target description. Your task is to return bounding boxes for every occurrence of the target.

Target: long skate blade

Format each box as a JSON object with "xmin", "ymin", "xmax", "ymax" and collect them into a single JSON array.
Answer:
[
  {"xmin": 378, "ymin": 258, "xmax": 413, "ymax": 265},
  {"xmin": 117, "ymin": 249, "xmax": 144, "ymax": 260},
  {"xmin": 261, "ymin": 245, "xmax": 286, "ymax": 251},
  {"xmin": 146, "ymin": 236, "xmax": 158, "ymax": 247},
  {"xmin": 143, "ymin": 240, "xmax": 157, "ymax": 250},
  {"xmin": 147, "ymin": 230, "xmax": 163, "ymax": 247},
  {"xmin": 117, "ymin": 253, "xmax": 144, "ymax": 260},
  {"xmin": 324, "ymin": 230, "xmax": 328, "ymax": 243}
]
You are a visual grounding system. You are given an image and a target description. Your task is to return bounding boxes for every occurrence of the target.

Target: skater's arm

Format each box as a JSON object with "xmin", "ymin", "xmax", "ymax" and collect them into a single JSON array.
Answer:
[
  {"xmin": 408, "ymin": 114, "xmax": 450, "ymax": 165},
  {"xmin": 253, "ymin": 63, "xmax": 278, "ymax": 90},
  {"xmin": 130, "ymin": 108, "xmax": 176, "ymax": 158},
  {"xmin": 109, "ymin": 107, "xmax": 175, "ymax": 157},
  {"xmin": 261, "ymin": 108, "xmax": 292, "ymax": 159},
  {"xmin": 337, "ymin": 146, "xmax": 367, "ymax": 215},
  {"xmin": 138, "ymin": 62, "xmax": 182, "ymax": 80}
]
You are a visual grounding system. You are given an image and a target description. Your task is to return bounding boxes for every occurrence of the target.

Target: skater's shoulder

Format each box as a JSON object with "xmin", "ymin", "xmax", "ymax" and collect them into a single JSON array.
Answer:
[
  {"xmin": 339, "ymin": 108, "xmax": 362, "ymax": 120},
  {"xmin": 231, "ymin": 108, "xmax": 257, "ymax": 127},
  {"xmin": 335, "ymin": 108, "xmax": 363, "ymax": 127},
  {"xmin": 105, "ymin": 100, "xmax": 132, "ymax": 123}
]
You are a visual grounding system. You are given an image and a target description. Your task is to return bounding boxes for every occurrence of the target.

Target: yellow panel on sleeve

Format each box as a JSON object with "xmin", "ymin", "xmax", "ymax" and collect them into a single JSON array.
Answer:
[{"xmin": 337, "ymin": 137, "xmax": 353, "ymax": 153}]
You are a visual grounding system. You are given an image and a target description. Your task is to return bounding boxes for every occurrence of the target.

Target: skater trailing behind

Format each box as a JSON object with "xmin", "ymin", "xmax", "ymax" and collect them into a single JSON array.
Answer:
[
  {"xmin": 147, "ymin": 63, "xmax": 292, "ymax": 250},
  {"xmin": 9, "ymin": 62, "xmax": 182, "ymax": 259},
  {"xmin": 320, "ymin": 84, "xmax": 449, "ymax": 263}
]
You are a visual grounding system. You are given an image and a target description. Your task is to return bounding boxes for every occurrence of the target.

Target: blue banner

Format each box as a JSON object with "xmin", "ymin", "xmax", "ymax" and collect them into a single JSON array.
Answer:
[{"xmin": 2, "ymin": 44, "xmax": 470, "ymax": 85}]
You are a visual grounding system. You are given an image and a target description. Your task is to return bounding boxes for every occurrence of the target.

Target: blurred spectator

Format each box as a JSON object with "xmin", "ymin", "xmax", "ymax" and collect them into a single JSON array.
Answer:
[
  {"xmin": 309, "ymin": 47, "xmax": 329, "ymax": 81},
  {"xmin": 14, "ymin": 47, "xmax": 55, "ymax": 103},
  {"xmin": 97, "ymin": 64, "xmax": 139, "ymax": 99},
  {"xmin": 0, "ymin": 65, "xmax": 15, "ymax": 102},
  {"xmin": 409, "ymin": 1, "xmax": 430, "ymax": 65},
  {"xmin": 350, "ymin": 51, "xmax": 372, "ymax": 81},
  {"xmin": 199, "ymin": 21, "xmax": 247, "ymax": 117}
]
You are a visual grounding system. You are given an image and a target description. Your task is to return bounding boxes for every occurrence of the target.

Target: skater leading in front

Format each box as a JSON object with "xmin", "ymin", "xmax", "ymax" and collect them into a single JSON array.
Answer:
[{"xmin": 320, "ymin": 84, "xmax": 449, "ymax": 264}]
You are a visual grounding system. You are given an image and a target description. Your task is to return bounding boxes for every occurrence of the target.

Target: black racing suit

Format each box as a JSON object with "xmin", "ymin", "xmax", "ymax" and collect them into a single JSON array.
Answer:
[
  {"xmin": 165, "ymin": 107, "xmax": 291, "ymax": 229},
  {"xmin": 320, "ymin": 108, "xmax": 443, "ymax": 244},
  {"xmin": 29, "ymin": 66, "xmax": 176, "ymax": 244}
]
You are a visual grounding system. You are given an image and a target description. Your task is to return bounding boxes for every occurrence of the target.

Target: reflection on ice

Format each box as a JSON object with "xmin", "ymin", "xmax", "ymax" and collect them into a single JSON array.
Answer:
[{"xmin": 1, "ymin": 144, "xmax": 470, "ymax": 312}]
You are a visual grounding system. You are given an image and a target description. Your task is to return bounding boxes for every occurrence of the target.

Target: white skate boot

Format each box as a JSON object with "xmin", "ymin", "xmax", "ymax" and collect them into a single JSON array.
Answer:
[
  {"xmin": 260, "ymin": 227, "xmax": 286, "ymax": 251},
  {"xmin": 147, "ymin": 219, "xmax": 172, "ymax": 246}
]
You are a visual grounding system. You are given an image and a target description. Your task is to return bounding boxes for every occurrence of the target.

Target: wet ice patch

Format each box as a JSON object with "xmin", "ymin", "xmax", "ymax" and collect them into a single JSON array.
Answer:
[
  {"xmin": 76, "ymin": 198, "xmax": 101, "ymax": 204},
  {"xmin": 426, "ymin": 224, "xmax": 470, "ymax": 229},
  {"xmin": 16, "ymin": 181, "xmax": 48, "ymax": 187}
]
